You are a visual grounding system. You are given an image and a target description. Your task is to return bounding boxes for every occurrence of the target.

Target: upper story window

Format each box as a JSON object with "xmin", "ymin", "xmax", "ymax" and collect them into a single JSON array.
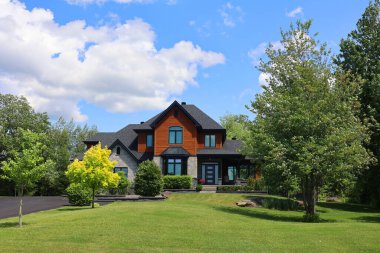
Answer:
[
  {"xmin": 146, "ymin": 134, "xmax": 153, "ymax": 148},
  {"xmin": 205, "ymin": 134, "xmax": 216, "ymax": 147},
  {"xmin": 116, "ymin": 146, "xmax": 121, "ymax": 155},
  {"xmin": 169, "ymin": 126, "xmax": 183, "ymax": 144}
]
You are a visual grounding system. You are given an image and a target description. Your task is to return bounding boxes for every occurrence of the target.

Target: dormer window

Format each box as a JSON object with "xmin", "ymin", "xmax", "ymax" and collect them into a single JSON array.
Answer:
[
  {"xmin": 169, "ymin": 126, "xmax": 183, "ymax": 144},
  {"xmin": 146, "ymin": 134, "xmax": 153, "ymax": 148},
  {"xmin": 205, "ymin": 134, "xmax": 216, "ymax": 147},
  {"xmin": 116, "ymin": 146, "xmax": 121, "ymax": 155}
]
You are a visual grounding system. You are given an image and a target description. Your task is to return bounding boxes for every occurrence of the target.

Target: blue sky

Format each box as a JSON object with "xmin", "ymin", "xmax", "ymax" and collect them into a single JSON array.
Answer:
[{"xmin": 0, "ymin": 0, "xmax": 369, "ymax": 131}]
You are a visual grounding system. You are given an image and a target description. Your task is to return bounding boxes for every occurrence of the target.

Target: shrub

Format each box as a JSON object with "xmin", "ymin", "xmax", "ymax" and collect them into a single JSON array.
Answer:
[
  {"xmin": 163, "ymin": 175, "xmax": 192, "ymax": 189},
  {"xmin": 196, "ymin": 184, "xmax": 203, "ymax": 192},
  {"xmin": 134, "ymin": 160, "xmax": 163, "ymax": 196},
  {"xmin": 247, "ymin": 176, "xmax": 256, "ymax": 187},
  {"xmin": 66, "ymin": 183, "xmax": 92, "ymax": 206},
  {"xmin": 261, "ymin": 197, "xmax": 301, "ymax": 211},
  {"xmin": 117, "ymin": 171, "xmax": 130, "ymax": 194},
  {"xmin": 253, "ymin": 178, "xmax": 267, "ymax": 191},
  {"xmin": 216, "ymin": 185, "xmax": 255, "ymax": 192},
  {"xmin": 109, "ymin": 171, "xmax": 130, "ymax": 195},
  {"xmin": 303, "ymin": 213, "xmax": 321, "ymax": 223}
]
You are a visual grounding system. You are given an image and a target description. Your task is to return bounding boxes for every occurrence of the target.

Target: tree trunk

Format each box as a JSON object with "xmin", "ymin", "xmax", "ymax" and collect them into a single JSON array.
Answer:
[
  {"xmin": 303, "ymin": 176, "xmax": 317, "ymax": 215},
  {"xmin": 92, "ymin": 188, "xmax": 95, "ymax": 208},
  {"xmin": 19, "ymin": 187, "xmax": 23, "ymax": 228}
]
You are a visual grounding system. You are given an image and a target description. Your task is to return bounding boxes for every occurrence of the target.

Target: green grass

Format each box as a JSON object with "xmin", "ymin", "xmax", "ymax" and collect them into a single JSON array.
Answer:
[{"xmin": 0, "ymin": 193, "xmax": 379, "ymax": 253}]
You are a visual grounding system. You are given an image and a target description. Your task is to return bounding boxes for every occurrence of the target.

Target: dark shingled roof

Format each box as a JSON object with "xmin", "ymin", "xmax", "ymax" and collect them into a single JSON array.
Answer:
[
  {"xmin": 83, "ymin": 101, "xmax": 229, "ymax": 161},
  {"xmin": 133, "ymin": 101, "xmax": 225, "ymax": 131},
  {"xmin": 161, "ymin": 147, "xmax": 191, "ymax": 156},
  {"xmin": 181, "ymin": 104, "xmax": 224, "ymax": 130},
  {"xmin": 84, "ymin": 125, "xmax": 152, "ymax": 161},
  {"xmin": 197, "ymin": 140, "xmax": 245, "ymax": 156}
]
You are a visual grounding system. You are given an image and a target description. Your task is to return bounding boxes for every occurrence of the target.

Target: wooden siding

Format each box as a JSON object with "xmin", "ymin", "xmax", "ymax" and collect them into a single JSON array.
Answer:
[
  {"xmin": 154, "ymin": 107, "xmax": 197, "ymax": 155},
  {"xmin": 138, "ymin": 132, "xmax": 153, "ymax": 153},
  {"xmin": 197, "ymin": 132, "xmax": 223, "ymax": 149}
]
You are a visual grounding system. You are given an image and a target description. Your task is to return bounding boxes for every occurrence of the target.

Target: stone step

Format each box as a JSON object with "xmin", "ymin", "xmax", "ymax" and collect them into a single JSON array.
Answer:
[{"xmin": 202, "ymin": 185, "xmax": 218, "ymax": 191}]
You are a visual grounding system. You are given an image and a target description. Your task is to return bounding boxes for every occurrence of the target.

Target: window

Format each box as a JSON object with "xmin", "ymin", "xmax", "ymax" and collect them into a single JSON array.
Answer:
[
  {"xmin": 116, "ymin": 146, "xmax": 121, "ymax": 155},
  {"xmin": 205, "ymin": 134, "xmax": 216, "ymax": 147},
  {"xmin": 169, "ymin": 126, "xmax": 183, "ymax": 144},
  {"xmin": 114, "ymin": 167, "xmax": 128, "ymax": 177},
  {"xmin": 146, "ymin": 134, "xmax": 153, "ymax": 148},
  {"xmin": 167, "ymin": 158, "xmax": 182, "ymax": 175},
  {"xmin": 239, "ymin": 165, "xmax": 252, "ymax": 180},
  {"xmin": 227, "ymin": 166, "xmax": 236, "ymax": 181}
]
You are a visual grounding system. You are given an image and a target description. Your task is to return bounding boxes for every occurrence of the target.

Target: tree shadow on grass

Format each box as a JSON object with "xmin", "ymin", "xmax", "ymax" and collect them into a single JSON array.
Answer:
[
  {"xmin": 351, "ymin": 215, "xmax": 380, "ymax": 223},
  {"xmin": 318, "ymin": 202, "xmax": 379, "ymax": 213},
  {"xmin": 214, "ymin": 206, "xmax": 335, "ymax": 223},
  {"xmin": 0, "ymin": 222, "xmax": 28, "ymax": 228}
]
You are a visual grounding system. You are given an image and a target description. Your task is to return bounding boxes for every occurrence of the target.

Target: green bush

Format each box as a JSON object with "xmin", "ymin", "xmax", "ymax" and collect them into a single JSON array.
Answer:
[
  {"xmin": 134, "ymin": 160, "xmax": 163, "ymax": 196},
  {"xmin": 109, "ymin": 171, "xmax": 130, "ymax": 195},
  {"xmin": 261, "ymin": 197, "xmax": 301, "ymax": 211},
  {"xmin": 66, "ymin": 183, "xmax": 92, "ymax": 206},
  {"xmin": 196, "ymin": 184, "xmax": 203, "ymax": 192},
  {"xmin": 253, "ymin": 178, "xmax": 267, "ymax": 191},
  {"xmin": 216, "ymin": 185, "xmax": 256, "ymax": 192},
  {"xmin": 247, "ymin": 176, "xmax": 256, "ymax": 187},
  {"xmin": 163, "ymin": 175, "xmax": 192, "ymax": 189},
  {"xmin": 303, "ymin": 213, "xmax": 321, "ymax": 223}
]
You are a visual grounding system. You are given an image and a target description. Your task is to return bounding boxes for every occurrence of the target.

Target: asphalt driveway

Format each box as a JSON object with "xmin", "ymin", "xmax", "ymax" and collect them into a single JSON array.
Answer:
[{"xmin": 0, "ymin": 196, "xmax": 69, "ymax": 219}]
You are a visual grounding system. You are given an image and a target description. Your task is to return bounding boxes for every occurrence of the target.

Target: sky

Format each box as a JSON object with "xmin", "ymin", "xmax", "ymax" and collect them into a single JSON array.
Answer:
[{"xmin": 0, "ymin": 0, "xmax": 370, "ymax": 131}]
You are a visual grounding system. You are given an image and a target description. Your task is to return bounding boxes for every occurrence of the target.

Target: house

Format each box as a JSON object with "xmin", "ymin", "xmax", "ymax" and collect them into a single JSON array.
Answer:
[{"xmin": 83, "ymin": 101, "xmax": 258, "ymax": 185}]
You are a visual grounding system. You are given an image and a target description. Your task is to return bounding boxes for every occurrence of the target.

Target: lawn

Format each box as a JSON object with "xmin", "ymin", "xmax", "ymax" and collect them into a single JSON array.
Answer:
[{"xmin": 0, "ymin": 193, "xmax": 379, "ymax": 253}]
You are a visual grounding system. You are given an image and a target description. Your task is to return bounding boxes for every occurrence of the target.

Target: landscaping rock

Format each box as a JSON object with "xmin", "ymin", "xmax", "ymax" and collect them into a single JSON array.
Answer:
[
  {"xmin": 236, "ymin": 199, "xmax": 259, "ymax": 207},
  {"xmin": 326, "ymin": 197, "xmax": 340, "ymax": 202}
]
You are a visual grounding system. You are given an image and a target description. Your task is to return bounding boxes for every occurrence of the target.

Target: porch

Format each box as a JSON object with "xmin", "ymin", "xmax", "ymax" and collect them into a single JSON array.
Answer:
[{"xmin": 197, "ymin": 155, "xmax": 259, "ymax": 185}]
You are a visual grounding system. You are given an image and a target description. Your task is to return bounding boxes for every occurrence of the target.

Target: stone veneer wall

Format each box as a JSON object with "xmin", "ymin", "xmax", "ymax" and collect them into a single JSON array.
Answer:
[
  {"xmin": 109, "ymin": 146, "xmax": 138, "ymax": 181},
  {"xmin": 187, "ymin": 156, "xmax": 198, "ymax": 178},
  {"xmin": 153, "ymin": 156, "xmax": 162, "ymax": 172},
  {"xmin": 153, "ymin": 156, "xmax": 197, "ymax": 178}
]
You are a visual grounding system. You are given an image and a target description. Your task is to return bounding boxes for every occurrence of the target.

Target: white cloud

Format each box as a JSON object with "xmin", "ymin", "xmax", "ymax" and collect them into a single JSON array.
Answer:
[
  {"xmin": 219, "ymin": 2, "xmax": 244, "ymax": 28},
  {"xmin": 0, "ymin": 0, "xmax": 224, "ymax": 121},
  {"xmin": 248, "ymin": 41, "xmax": 282, "ymax": 66},
  {"xmin": 258, "ymin": 73, "xmax": 270, "ymax": 88},
  {"xmin": 286, "ymin": 7, "xmax": 303, "ymax": 18},
  {"xmin": 66, "ymin": 0, "xmax": 153, "ymax": 6}
]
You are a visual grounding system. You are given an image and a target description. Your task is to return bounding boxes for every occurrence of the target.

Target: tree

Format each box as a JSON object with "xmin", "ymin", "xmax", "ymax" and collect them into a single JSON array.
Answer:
[
  {"xmin": 41, "ymin": 117, "xmax": 97, "ymax": 195},
  {"xmin": 335, "ymin": 0, "xmax": 380, "ymax": 207},
  {"xmin": 0, "ymin": 93, "xmax": 50, "ymax": 195},
  {"xmin": 66, "ymin": 143, "xmax": 120, "ymax": 208},
  {"xmin": 220, "ymin": 114, "xmax": 251, "ymax": 141},
  {"xmin": 0, "ymin": 129, "xmax": 54, "ymax": 227},
  {"xmin": 134, "ymin": 160, "xmax": 163, "ymax": 196},
  {"xmin": 245, "ymin": 20, "xmax": 371, "ymax": 219}
]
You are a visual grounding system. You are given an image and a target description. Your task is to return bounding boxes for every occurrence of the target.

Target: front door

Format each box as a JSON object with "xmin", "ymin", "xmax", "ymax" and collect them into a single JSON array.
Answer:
[{"xmin": 205, "ymin": 164, "xmax": 216, "ymax": 185}]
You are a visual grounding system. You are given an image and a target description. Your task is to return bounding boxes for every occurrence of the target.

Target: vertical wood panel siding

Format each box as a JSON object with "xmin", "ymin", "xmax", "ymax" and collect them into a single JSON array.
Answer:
[
  {"xmin": 154, "ymin": 107, "xmax": 197, "ymax": 155},
  {"xmin": 138, "ymin": 132, "xmax": 153, "ymax": 153},
  {"xmin": 197, "ymin": 132, "xmax": 223, "ymax": 149}
]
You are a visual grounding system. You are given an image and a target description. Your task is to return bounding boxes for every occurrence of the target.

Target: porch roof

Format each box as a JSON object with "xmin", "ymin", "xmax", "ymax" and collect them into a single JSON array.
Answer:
[{"xmin": 161, "ymin": 147, "xmax": 191, "ymax": 157}]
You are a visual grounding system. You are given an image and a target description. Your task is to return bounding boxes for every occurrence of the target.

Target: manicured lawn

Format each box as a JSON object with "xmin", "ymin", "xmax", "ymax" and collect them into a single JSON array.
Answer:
[{"xmin": 0, "ymin": 193, "xmax": 379, "ymax": 253}]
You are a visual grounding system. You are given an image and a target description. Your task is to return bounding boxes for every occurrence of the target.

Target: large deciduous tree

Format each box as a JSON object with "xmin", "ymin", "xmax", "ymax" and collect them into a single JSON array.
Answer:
[
  {"xmin": 0, "ymin": 93, "xmax": 50, "ymax": 195},
  {"xmin": 245, "ymin": 20, "xmax": 371, "ymax": 219},
  {"xmin": 66, "ymin": 143, "xmax": 120, "ymax": 208},
  {"xmin": 335, "ymin": 0, "xmax": 380, "ymax": 207},
  {"xmin": 220, "ymin": 113, "xmax": 251, "ymax": 141},
  {"xmin": 0, "ymin": 129, "xmax": 54, "ymax": 227}
]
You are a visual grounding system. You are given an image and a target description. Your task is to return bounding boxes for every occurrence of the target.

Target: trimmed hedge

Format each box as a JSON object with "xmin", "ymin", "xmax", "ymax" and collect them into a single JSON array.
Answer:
[
  {"xmin": 163, "ymin": 175, "xmax": 192, "ymax": 189},
  {"xmin": 217, "ymin": 185, "xmax": 256, "ymax": 192}
]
